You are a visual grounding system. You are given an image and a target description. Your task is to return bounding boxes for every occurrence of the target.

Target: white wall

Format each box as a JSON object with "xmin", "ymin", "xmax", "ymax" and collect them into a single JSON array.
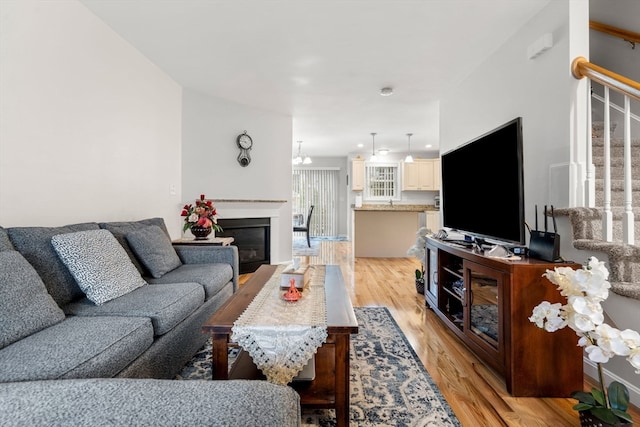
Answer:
[
  {"xmin": 0, "ymin": 0, "xmax": 183, "ymax": 236},
  {"xmin": 181, "ymin": 89, "xmax": 293, "ymax": 262},
  {"xmin": 440, "ymin": 0, "xmax": 640, "ymax": 402}
]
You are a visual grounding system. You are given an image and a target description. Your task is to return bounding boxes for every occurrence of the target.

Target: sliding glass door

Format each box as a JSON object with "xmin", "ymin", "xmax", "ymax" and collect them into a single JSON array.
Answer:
[{"xmin": 292, "ymin": 168, "xmax": 339, "ymax": 237}]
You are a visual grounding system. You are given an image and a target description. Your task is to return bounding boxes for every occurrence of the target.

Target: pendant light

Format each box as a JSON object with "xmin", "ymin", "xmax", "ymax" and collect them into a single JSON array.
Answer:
[
  {"xmin": 370, "ymin": 132, "xmax": 378, "ymax": 161},
  {"xmin": 293, "ymin": 141, "xmax": 311, "ymax": 165},
  {"xmin": 405, "ymin": 133, "xmax": 414, "ymax": 163}
]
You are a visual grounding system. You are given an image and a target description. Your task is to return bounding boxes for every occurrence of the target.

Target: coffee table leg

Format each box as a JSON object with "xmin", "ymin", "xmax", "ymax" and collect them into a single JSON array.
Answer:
[
  {"xmin": 334, "ymin": 334, "xmax": 350, "ymax": 427},
  {"xmin": 211, "ymin": 333, "xmax": 229, "ymax": 380}
]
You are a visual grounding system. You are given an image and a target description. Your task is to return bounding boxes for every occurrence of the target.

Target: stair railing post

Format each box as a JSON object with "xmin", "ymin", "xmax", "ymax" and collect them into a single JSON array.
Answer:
[
  {"xmin": 622, "ymin": 95, "xmax": 635, "ymax": 245},
  {"xmin": 587, "ymin": 83, "xmax": 596, "ymax": 208},
  {"xmin": 603, "ymin": 86, "xmax": 613, "ymax": 241}
]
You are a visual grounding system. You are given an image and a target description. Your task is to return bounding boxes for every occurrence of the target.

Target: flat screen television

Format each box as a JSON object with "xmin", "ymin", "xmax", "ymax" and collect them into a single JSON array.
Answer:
[{"xmin": 441, "ymin": 117, "xmax": 525, "ymax": 245}]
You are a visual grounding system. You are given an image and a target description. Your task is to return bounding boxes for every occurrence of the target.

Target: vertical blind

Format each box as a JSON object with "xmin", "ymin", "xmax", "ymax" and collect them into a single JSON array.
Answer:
[{"xmin": 292, "ymin": 168, "xmax": 339, "ymax": 237}]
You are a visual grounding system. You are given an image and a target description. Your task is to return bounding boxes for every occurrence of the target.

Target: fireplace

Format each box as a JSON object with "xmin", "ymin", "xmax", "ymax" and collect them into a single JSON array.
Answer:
[{"xmin": 216, "ymin": 217, "xmax": 270, "ymax": 274}]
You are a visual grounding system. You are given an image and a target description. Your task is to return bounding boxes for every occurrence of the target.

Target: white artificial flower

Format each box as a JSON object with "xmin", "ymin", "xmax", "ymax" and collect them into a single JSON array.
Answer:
[
  {"xmin": 587, "ymin": 257, "xmax": 610, "ymax": 280},
  {"xmin": 529, "ymin": 301, "xmax": 566, "ymax": 331},
  {"xmin": 593, "ymin": 324, "xmax": 630, "ymax": 356},
  {"xmin": 628, "ymin": 348, "xmax": 640, "ymax": 373},
  {"xmin": 621, "ymin": 329, "xmax": 640, "ymax": 349},
  {"xmin": 585, "ymin": 344, "xmax": 614, "ymax": 364},
  {"xmin": 565, "ymin": 296, "xmax": 604, "ymax": 333},
  {"xmin": 532, "ymin": 258, "xmax": 640, "ymax": 381},
  {"xmin": 416, "ymin": 227, "xmax": 429, "ymax": 237},
  {"xmin": 188, "ymin": 213, "xmax": 199, "ymax": 223},
  {"xmin": 545, "ymin": 267, "xmax": 582, "ymax": 297}
]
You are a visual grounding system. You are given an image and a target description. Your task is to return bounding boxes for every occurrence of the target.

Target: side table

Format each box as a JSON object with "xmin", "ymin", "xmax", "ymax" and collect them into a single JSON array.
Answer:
[{"xmin": 172, "ymin": 237, "xmax": 234, "ymax": 246}]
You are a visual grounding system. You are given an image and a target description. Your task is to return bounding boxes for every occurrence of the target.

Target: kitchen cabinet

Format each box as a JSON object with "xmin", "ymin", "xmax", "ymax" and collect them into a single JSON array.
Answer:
[
  {"xmin": 426, "ymin": 211, "xmax": 440, "ymax": 231},
  {"xmin": 401, "ymin": 159, "xmax": 440, "ymax": 191},
  {"xmin": 351, "ymin": 159, "xmax": 365, "ymax": 191}
]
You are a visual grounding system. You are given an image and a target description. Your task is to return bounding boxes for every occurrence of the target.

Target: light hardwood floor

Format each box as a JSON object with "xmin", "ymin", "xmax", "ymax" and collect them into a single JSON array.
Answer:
[{"xmin": 240, "ymin": 240, "xmax": 640, "ymax": 426}]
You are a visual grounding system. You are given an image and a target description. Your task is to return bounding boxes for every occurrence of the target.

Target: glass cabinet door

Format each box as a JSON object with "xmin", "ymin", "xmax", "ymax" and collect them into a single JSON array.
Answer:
[
  {"xmin": 425, "ymin": 244, "xmax": 438, "ymax": 307},
  {"xmin": 464, "ymin": 261, "xmax": 503, "ymax": 355}
]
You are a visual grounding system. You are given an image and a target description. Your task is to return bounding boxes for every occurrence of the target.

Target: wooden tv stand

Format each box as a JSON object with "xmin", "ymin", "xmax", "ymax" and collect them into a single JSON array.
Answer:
[{"xmin": 424, "ymin": 237, "xmax": 583, "ymax": 397}]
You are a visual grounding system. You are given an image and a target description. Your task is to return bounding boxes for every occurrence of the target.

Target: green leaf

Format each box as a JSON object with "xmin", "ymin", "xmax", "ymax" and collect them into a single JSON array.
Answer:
[
  {"xmin": 572, "ymin": 391, "xmax": 597, "ymax": 405},
  {"xmin": 608, "ymin": 381, "xmax": 630, "ymax": 412},
  {"xmin": 590, "ymin": 408, "xmax": 620, "ymax": 425},
  {"xmin": 591, "ymin": 388, "xmax": 606, "ymax": 407},
  {"xmin": 572, "ymin": 403, "xmax": 593, "ymax": 411},
  {"xmin": 611, "ymin": 408, "xmax": 632, "ymax": 423}
]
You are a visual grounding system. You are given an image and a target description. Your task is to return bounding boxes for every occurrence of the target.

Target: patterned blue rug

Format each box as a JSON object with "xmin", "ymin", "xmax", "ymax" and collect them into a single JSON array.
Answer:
[{"xmin": 177, "ymin": 307, "xmax": 461, "ymax": 426}]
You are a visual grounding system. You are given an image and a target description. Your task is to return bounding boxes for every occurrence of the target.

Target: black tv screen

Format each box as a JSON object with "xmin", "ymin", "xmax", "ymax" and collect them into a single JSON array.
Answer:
[{"xmin": 441, "ymin": 117, "xmax": 525, "ymax": 245}]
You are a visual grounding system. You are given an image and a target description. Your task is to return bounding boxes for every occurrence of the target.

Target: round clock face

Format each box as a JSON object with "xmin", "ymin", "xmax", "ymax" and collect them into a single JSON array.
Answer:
[{"xmin": 238, "ymin": 134, "xmax": 252, "ymax": 149}]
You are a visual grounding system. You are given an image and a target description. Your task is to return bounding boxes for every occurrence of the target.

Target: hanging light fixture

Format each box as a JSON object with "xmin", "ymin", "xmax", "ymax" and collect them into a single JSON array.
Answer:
[
  {"xmin": 292, "ymin": 141, "xmax": 312, "ymax": 165},
  {"xmin": 370, "ymin": 132, "xmax": 378, "ymax": 161},
  {"xmin": 405, "ymin": 133, "xmax": 414, "ymax": 163}
]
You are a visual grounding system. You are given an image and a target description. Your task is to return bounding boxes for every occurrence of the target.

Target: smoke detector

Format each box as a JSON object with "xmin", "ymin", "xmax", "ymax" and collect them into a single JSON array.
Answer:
[{"xmin": 380, "ymin": 87, "xmax": 393, "ymax": 96}]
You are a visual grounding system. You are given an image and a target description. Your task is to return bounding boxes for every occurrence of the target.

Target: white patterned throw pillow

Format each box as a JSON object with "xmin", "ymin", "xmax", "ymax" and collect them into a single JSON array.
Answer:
[{"xmin": 51, "ymin": 229, "xmax": 147, "ymax": 305}]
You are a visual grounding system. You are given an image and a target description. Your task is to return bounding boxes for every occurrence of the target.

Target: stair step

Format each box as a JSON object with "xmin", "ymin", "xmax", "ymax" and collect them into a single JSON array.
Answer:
[
  {"xmin": 593, "ymin": 159, "xmax": 640, "ymax": 180},
  {"xmin": 554, "ymin": 207, "xmax": 640, "ymax": 244},
  {"xmin": 609, "ymin": 282, "xmax": 640, "ymax": 300},
  {"xmin": 591, "ymin": 136, "xmax": 640, "ymax": 147}
]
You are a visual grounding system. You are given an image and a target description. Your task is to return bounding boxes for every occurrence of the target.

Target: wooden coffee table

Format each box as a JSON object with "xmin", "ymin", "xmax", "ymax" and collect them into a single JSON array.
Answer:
[{"xmin": 202, "ymin": 264, "xmax": 358, "ymax": 427}]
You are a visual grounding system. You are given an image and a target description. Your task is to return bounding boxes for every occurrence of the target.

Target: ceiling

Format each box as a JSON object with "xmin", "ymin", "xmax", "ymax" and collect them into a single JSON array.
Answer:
[{"xmin": 81, "ymin": 0, "xmax": 550, "ymax": 158}]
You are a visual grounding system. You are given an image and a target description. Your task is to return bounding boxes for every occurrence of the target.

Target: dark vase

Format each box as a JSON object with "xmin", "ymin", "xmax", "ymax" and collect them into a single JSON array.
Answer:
[
  {"xmin": 415, "ymin": 279, "xmax": 425, "ymax": 295},
  {"xmin": 579, "ymin": 411, "xmax": 630, "ymax": 427},
  {"xmin": 190, "ymin": 225, "xmax": 212, "ymax": 240}
]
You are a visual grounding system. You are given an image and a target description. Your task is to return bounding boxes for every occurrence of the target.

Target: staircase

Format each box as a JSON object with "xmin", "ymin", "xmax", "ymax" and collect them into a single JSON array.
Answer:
[{"xmin": 555, "ymin": 122, "xmax": 640, "ymax": 301}]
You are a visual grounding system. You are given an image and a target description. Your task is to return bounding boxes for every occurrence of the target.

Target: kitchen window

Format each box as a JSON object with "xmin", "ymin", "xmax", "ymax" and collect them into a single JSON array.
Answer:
[{"xmin": 364, "ymin": 163, "xmax": 399, "ymax": 201}]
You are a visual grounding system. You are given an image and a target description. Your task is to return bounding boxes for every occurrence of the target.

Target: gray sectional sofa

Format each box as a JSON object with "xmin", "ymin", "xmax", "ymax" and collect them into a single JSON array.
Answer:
[{"xmin": 0, "ymin": 218, "xmax": 301, "ymax": 426}]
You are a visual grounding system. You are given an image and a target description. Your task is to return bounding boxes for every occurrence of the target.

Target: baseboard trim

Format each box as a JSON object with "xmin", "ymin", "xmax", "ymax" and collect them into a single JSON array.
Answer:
[{"xmin": 583, "ymin": 357, "xmax": 640, "ymax": 408}]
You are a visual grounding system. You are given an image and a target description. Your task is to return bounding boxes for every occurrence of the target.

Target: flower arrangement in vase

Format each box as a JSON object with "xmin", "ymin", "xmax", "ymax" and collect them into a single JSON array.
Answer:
[
  {"xmin": 181, "ymin": 194, "xmax": 222, "ymax": 240},
  {"xmin": 407, "ymin": 226, "xmax": 430, "ymax": 294},
  {"xmin": 529, "ymin": 257, "xmax": 639, "ymax": 426}
]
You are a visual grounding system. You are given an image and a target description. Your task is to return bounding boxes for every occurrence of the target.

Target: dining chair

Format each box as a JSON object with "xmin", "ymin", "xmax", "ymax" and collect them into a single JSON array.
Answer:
[{"xmin": 293, "ymin": 205, "xmax": 314, "ymax": 247}]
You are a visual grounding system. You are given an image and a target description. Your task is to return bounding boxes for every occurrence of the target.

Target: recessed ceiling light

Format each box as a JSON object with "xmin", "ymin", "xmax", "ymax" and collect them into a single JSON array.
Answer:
[
  {"xmin": 357, "ymin": 143, "xmax": 364, "ymax": 148},
  {"xmin": 425, "ymin": 144, "xmax": 433, "ymax": 148},
  {"xmin": 380, "ymin": 87, "xmax": 393, "ymax": 96},
  {"xmin": 378, "ymin": 149, "xmax": 389, "ymax": 155}
]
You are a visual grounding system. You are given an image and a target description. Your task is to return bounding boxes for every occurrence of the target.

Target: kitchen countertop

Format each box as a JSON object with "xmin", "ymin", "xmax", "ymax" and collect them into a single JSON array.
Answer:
[{"xmin": 353, "ymin": 204, "xmax": 438, "ymax": 212}]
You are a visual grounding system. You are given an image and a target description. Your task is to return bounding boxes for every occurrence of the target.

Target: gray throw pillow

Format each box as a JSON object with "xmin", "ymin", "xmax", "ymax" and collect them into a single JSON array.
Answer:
[
  {"xmin": 125, "ymin": 226, "xmax": 182, "ymax": 279},
  {"xmin": 0, "ymin": 251, "xmax": 65, "ymax": 349},
  {"xmin": 51, "ymin": 229, "xmax": 147, "ymax": 305}
]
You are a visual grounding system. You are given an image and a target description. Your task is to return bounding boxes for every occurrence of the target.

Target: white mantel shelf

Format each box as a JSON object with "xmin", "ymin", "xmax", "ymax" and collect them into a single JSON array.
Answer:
[{"xmin": 215, "ymin": 199, "xmax": 287, "ymax": 204}]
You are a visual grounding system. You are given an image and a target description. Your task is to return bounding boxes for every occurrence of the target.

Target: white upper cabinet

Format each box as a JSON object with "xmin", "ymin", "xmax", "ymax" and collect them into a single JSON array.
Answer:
[{"xmin": 401, "ymin": 159, "xmax": 440, "ymax": 191}]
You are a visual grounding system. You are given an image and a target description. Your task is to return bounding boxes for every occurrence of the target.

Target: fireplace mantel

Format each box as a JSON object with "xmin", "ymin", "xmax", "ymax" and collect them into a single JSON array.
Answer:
[{"xmin": 211, "ymin": 199, "xmax": 289, "ymax": 265}]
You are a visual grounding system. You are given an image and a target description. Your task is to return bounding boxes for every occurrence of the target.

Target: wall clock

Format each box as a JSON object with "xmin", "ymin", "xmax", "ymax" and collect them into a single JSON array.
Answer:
[{"xmin": 236, "ymin": 131, "xmax": 252, "ymax": 167}]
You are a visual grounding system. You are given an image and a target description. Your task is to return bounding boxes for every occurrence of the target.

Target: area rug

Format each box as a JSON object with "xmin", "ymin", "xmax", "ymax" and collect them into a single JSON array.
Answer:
[
  {"xmin": 293, "ymin": 236, "xmax": 320, "ymax": 256},
  {"xmin": 177, "ymin": 307, "xmax": 461, "ymax": 427}
]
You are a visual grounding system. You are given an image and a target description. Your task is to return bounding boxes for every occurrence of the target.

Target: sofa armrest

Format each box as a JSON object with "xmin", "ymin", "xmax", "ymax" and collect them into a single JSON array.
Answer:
[{"xmin": 173, "ymin": 245, "xmax": 239, "ymax": 291}]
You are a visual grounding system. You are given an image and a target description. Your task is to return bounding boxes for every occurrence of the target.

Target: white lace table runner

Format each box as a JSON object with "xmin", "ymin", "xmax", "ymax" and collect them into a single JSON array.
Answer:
[{"xmin": 231, "ymin": 264, "xmax": 327, "ymax": 385}]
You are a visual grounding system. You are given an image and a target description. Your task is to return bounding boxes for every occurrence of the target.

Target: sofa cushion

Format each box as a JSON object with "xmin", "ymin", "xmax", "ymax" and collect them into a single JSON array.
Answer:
[
  {"xmin": 0, "ymin": 379, "xmax": 301, "ymax": 427},
  {"xmin": 99, "ymin": 218, "xmax": 170, "ymax": 274},
  {"xmin": 64, "ymin": 282, "xmax": 204, "ymax": 336},
  {"xmin": 0, "ymin": 227, "xmax": 14, "ymax": 251},
  {"xmin": 7, "ymin": 223, "xmax": 100, "ymax": 306},
  {"xmin": 147, "ymin": 263, "xmax": 233, "ymax": 300},
  {"xmin": 51, "ymin": 229, "xmax": 147, "ymax": 305},
  {"xmin": 0, "ymin": 316, "xmax": 153, "ymax": 382},
  {"xmin": 126, "ymin": 225, "xmax": 182, "ymax": 279},
  {"xmin": 0, "ymin": 251, "xmax": 66, "ymax": 350}
]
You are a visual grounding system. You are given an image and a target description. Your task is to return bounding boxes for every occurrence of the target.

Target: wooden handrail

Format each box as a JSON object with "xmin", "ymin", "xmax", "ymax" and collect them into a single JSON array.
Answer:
[
  {"xmin": 590, "ymin": 20, "xmax": 640, "ymax": 47},
  {"xmin": 572, "ymin": 57, "xmax": 640, "ymax": 102}
]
